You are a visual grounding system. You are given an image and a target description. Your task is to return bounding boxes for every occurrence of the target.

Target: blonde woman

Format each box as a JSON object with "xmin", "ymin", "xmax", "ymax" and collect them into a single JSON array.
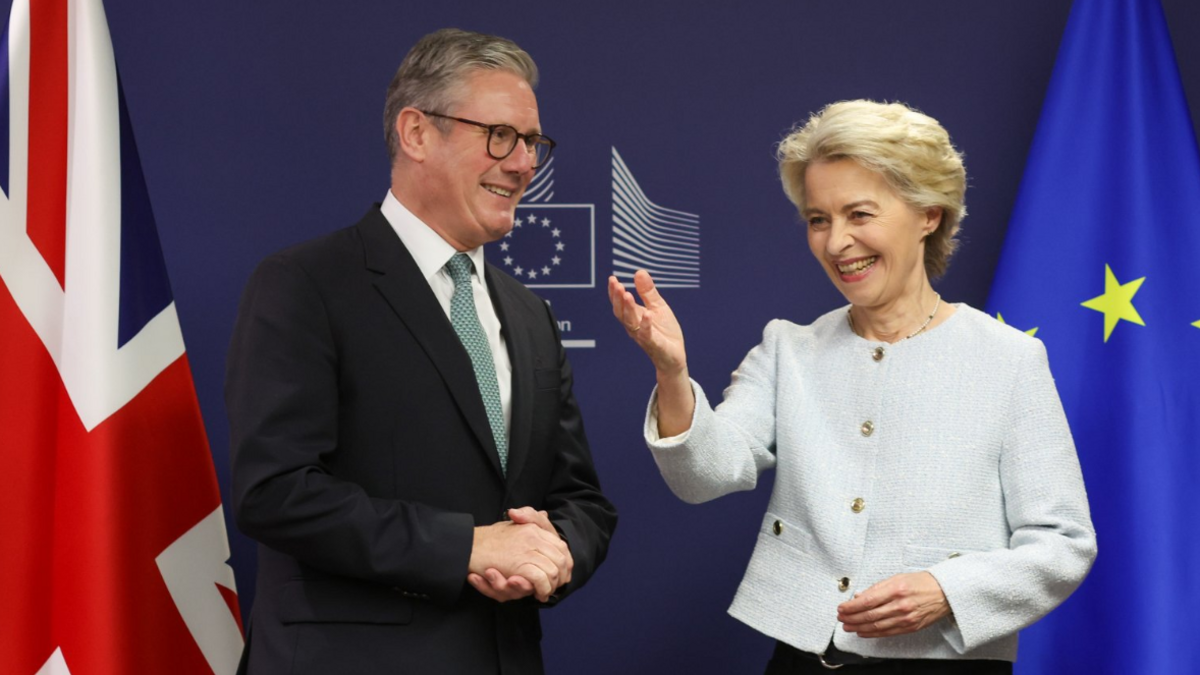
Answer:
[{"xmin": 609, "ymin": 100, "xmax": 1095, "ymax": 674}]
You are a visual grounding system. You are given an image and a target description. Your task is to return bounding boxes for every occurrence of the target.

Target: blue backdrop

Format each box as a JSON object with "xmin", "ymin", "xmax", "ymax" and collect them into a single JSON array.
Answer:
[{"xmin": 39, "ymin": 2, "xmax": 1200, "ymax": 672}]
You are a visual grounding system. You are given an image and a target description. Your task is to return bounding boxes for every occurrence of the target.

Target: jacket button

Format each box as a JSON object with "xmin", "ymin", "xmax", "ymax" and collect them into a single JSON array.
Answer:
[
  {"xmin": 851, "ymin": 498, "xmax": 865, "ymax": 513},
  {"xmin": 772, "ymin": 520, "xmax": 783, "ymax": 535},
  {"xmin": 861, "ymin": 421, "xmax": 874, "ymax": 437},
  {"xmin": 872, "ymin": 346, "xmax": 885, "ymax": 362},
  {"xmin": 838, "ymin": 577, "xmax": 851, "ymax": 592}
]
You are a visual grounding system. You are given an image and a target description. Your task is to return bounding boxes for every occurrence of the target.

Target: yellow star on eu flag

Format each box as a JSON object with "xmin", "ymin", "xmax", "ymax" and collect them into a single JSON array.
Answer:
[
  {"xmin": 1081, "ymin": 264, "xmax": 1146, "ymax": 342},
  {"xmin": 995, "ymin": 313, "xmax": 1038, "ymax": 337}
]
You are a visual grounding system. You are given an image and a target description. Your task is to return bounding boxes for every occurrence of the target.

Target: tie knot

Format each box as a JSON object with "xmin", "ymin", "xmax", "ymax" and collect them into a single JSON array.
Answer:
[{"xmin": 446, "ymin": 253, "xmax": 474, "ymax": 287}]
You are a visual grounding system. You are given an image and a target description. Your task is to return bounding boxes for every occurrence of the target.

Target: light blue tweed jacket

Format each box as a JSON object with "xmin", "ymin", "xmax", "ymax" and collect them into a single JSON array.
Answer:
[{"xmin": 645, "ymin": 304, "xmax": 1096, "ymax": 662}]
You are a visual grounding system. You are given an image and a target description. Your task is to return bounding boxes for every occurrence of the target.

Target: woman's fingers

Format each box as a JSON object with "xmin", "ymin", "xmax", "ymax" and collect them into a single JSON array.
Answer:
[
  {"xmin": 625, "ymin": 293, "xmax": 647, "ymax": 334},
  {"xmin": 633, "ymin": 269, "xmax": 663, "ymax": 309},
  {"xmin": 609, "ymin": 272, "xmax": 688, "ymax": 374},
  {"xmin": 608, "ymin": 275, "xmax": 643, "ymax": 332},
  {"xmin": 837, "ymin": 572, "xmax": 950, "ymax": 638},
  {"xmin": 607, "ymin": 275, "xmax": 623, "ymax": 317}
]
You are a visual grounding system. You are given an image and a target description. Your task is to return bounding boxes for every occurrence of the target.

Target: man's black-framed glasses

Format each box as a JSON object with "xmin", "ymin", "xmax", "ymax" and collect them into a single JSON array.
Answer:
[{"xmin": 421, "ymin": 111, "xmax": 556, "ymax": 169}]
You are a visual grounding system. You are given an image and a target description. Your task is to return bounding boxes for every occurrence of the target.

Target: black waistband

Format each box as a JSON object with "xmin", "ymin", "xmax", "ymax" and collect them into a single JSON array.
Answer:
[
  {"xmin": 770, "ymin": 641, "xmax": 1015, "ymax": 673},
  {"xmin": 775, "ymin": 641, "xmax": 886, "ymax": 668}
]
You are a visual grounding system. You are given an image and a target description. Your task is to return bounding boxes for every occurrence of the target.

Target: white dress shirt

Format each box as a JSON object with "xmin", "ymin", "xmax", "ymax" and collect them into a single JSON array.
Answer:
[{"xmin": 380, "ymin": 190, "xmax": 512, "ymax": 442}]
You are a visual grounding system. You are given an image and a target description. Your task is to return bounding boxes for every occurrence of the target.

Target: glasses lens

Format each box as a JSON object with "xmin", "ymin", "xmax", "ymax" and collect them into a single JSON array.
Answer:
[
  {"xmin": 532, "ymin": 138, "xmax": 553, "ymax": 168},
  {"xmin": 488, "ymin": 125, "xmax": 518, "ymax": 160}
]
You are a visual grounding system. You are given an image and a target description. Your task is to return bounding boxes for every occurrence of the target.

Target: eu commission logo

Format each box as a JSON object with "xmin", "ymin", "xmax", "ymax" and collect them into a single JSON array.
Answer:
[{"xmin": 482, "ymin": 151, "xmax": 700, "ymax": 349}]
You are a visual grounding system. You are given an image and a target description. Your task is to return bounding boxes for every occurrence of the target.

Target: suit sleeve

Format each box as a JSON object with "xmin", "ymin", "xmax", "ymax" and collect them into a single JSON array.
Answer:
[
  {"xmin": 537, "ymin": 300, "xmax": 618, "ymax": 605},
  {"xmin": 225, "ymin": 254, "xmax": 474, "ymax": 604},
  {"xmin": 644, "ymin": 320, "xmax": 781, "ymax": 504}
]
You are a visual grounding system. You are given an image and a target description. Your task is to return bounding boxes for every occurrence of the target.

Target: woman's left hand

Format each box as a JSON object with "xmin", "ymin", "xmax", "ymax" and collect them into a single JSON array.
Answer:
[{"xmin": 837, "ymin": 571, "xmax": 951, "ymax": 638}]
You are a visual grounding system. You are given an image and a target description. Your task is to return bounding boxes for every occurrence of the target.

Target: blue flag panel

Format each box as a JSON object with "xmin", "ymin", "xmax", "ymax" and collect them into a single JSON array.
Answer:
[
  {"xmin": 986, "ymin": 1, "xmax": 1200, "ymax": 673},
  {"xmin": 486, "ymin": 203, "xmax": 595, "ymax": 288},
  {"xmin": 116, "ymin": 80, "xmax": 174, "ymax": 349}
]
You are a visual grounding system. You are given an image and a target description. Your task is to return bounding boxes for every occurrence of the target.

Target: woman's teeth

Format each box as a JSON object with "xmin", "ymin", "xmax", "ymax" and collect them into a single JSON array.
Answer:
[{"xmin": 838, "ymin": 257, "xmax": 877, "ymax": 274}]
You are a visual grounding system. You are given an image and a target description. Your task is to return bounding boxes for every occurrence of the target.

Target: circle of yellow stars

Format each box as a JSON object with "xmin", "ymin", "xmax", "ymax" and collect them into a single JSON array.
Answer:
[{"xmin": 997, "ymin": 263, "xmax": 1200, "ymax": 340}]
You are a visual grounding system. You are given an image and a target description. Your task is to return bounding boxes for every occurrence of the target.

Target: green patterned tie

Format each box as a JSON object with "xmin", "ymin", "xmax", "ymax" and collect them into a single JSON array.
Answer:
[{"xmin": 445, "ymin": 253, "xmax": 507, "ymax": 473}]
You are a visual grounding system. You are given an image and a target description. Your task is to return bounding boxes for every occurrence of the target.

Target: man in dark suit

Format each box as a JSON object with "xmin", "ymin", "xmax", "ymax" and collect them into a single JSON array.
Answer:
[{"xmin": 226, "ymin": 28, "xmax": 616, "ymax": 674}]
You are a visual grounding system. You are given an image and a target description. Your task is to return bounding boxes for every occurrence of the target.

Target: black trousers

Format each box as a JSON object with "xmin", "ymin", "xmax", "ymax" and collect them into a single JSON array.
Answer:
[{"xmin": 764, "ymin": 641, "xmax": 1013, "ymax": 675}]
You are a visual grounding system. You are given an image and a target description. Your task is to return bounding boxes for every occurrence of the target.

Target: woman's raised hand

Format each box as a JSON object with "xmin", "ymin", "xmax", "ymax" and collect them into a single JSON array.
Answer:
[{"xmin": 608, "ymin": 270, "xmax": 687, "ymax": 377}]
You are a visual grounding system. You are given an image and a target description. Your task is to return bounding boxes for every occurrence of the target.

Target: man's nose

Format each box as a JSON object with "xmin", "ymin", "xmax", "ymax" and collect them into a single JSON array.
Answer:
[{"xmin": 502, "ymin": 141, "xmax": 536, "ymax": 173}]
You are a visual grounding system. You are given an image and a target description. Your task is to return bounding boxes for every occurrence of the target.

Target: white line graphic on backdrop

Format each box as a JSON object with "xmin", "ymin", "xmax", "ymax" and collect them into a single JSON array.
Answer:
[
  {"xmin": 523, "ymin": 156, "xmax": 555, "ymax": 202},
  {"xmin": 611, "ymin": 147, "xmax": 701, "ymax": 288}
]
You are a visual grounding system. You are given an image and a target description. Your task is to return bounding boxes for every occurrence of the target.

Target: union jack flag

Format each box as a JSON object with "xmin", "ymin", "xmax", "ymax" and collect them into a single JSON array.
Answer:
[{"xmin": 0, "ymin": 1, "xmax": 243, "ymax": 673}]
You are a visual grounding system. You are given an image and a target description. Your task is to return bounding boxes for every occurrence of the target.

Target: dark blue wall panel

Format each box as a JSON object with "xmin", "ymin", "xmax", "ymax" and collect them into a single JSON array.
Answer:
[{"xmin": 57, "ymin": 2, "xmax": 1200, "ymax": 672}]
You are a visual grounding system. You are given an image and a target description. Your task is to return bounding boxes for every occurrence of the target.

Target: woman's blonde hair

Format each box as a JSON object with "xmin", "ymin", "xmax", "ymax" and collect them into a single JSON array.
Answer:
[{"xmin": 777, "ymin": 100, "xmax": 967, "ymax": 278}]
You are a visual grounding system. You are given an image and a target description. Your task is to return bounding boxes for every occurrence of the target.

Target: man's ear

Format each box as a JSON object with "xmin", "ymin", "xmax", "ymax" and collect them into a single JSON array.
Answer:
[{"xmin": 396, "ymin": 108, "xmax": 431, "ymax": 162}]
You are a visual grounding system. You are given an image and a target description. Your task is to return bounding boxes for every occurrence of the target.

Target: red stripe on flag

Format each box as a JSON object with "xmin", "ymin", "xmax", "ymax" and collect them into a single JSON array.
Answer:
[
  {"xmin": 27, "ymin": 0, "xmax": 70, "ymax": 288},
  {"xmin": 0, "ymin": 283, "xmax": 237, "ymax": 673},
  {"xmin": 0, "ymin": 278, "xmax": 60, "ymax": 675},
  {"xmin": 52, "ymin": 354, "xmax": 226, "ymax": 673},
  {"xmin": 217, "ymin": 583, "xmax": 245, "ymax": 636}
]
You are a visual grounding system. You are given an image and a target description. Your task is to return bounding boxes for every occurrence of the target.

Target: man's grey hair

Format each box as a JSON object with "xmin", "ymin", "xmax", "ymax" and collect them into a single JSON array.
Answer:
[{"xmin": 383, "ymin": 28, "xmax": 539, "ymax": 162}]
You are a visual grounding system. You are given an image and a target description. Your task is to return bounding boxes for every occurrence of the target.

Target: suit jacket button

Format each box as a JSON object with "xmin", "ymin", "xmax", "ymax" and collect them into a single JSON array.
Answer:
[
  {"xmin": 851, "ymin": 498, "xmax": 865, "ymax": 513},
  {"xmin": 838, "ymin": 577, "xmax": 851, "ymax": 592},
  {"xmin": 861, "ymin": 421, "xmax": 875, "ymax": 437},
  {"xmin": 872, "ymin": 346, "xmax": 885, "ymax": 362},
  {"xmin": 772, "ymin": 520, "xmax": 783, "ymax": 536}
]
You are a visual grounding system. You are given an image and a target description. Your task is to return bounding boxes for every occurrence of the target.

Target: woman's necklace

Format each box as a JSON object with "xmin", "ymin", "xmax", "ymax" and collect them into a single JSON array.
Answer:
[{"xmin": 847, "ymin": 293, "xmax": 941, "ymax": 341}]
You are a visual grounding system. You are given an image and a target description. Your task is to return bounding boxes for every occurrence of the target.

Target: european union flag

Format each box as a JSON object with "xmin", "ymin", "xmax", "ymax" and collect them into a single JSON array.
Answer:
[
  {"xmin": 986, "ymin": 0, "xmax": 1200, "ymax": 672},
  {"xmin": 487, "ymin": 204, "xmax": 595, "ymax": 288}
]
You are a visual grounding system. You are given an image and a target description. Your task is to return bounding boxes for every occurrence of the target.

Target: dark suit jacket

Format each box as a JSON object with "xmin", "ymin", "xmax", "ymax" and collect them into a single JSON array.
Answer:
[{"xmin": 226, "ymin": 206, "xmax": 616, "ymax": 675}]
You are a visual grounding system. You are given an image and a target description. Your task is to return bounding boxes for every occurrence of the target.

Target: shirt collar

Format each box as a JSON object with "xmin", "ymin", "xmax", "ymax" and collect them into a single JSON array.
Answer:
[{"xmin": 381, "ymin": 190, "xmax": 487, "ymax": 282}]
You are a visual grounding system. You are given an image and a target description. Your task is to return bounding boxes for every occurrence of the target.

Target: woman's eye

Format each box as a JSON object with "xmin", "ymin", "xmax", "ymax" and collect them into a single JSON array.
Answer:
[
  {"xmin": 851, "ymin": 211, "xmax": 873, "ymax": 220},
  {"xmin": 807, "ymin": 217, "xmax": 829, "ymax": 229}
]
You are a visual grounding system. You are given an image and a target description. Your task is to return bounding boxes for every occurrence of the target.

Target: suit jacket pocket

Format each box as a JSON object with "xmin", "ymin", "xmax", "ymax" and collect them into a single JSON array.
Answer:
[
  {"xmin": 902, "ymin": 544, "xmax": 978, "ymax": 571},
  {"xmin": 279, "ymin": 577, "xmax": 414, "ymax": 625},
  {"xmin": 759, "ymin": 511, "xmax": 814, "ymax": 556}
]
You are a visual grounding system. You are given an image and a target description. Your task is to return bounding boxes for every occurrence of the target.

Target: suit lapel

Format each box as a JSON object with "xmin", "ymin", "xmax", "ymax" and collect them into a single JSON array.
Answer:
[
  {"xmin": 486, "ymin": 264, "xmax": 533, "ymax": 485},
  {"xmin": 357, "ymin": 209, "xmax": 504, "ymax": 479}
]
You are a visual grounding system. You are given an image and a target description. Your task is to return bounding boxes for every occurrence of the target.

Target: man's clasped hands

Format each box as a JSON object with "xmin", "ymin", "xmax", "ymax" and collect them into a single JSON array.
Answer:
[{"xmin": 468, "ymin": 507, "xmax": 573, "ymax": 603}]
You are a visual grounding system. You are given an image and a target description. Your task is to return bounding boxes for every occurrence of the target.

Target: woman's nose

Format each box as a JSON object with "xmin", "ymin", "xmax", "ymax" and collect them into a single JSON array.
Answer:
[{"xmin": 826, "ymin": 219, "xmax": 853, "ymax": 255}]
